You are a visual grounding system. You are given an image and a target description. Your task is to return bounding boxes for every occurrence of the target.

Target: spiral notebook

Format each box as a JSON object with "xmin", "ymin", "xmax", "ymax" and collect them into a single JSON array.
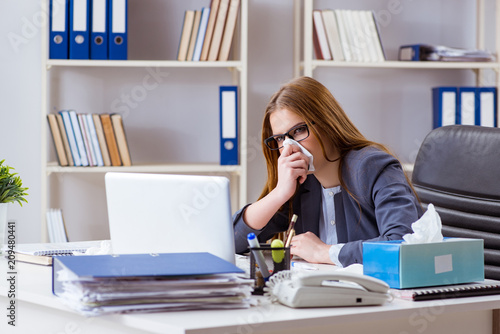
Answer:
[
  {"xmin": 392, "ymin": 279, "xmax": 500, "ymax": 301},
  {"xmin": 3, "ymin": 240, "xmax": 104, "ymax": 265}
]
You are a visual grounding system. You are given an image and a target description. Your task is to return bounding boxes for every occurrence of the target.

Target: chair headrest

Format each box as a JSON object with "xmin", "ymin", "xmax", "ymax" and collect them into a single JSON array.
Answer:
[{"xmin": 412, "ymin": 125, "xmax": 500, "ymax": 200}]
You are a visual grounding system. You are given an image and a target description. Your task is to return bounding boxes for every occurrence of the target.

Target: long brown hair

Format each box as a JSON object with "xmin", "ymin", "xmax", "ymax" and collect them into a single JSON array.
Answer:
[{"xmin": 259, "ymin": 76, "xmax": 408, "ymax": 202}]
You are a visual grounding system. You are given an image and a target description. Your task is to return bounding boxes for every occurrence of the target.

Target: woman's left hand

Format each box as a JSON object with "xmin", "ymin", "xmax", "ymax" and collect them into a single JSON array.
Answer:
[{"xmin": 290, "ymin": 232, "xmax": 333, "ymax": 264}]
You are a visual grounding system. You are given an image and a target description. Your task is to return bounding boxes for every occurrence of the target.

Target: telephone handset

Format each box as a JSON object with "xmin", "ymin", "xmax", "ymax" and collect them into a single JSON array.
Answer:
[{"xmin": 265, "ymin": 270, "xmax": 391, "ymax": 308}]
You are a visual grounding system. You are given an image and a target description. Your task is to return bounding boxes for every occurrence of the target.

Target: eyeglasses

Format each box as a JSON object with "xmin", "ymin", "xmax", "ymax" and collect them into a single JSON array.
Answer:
[{"xmin": 264, "ymin": 123, "xmax": 310, "ymax": 150}]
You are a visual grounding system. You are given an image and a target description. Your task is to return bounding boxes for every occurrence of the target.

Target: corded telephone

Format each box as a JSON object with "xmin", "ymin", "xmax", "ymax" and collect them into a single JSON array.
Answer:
[{"xmin": 265, "ymin": 270, "xmax": 391, "ymax": 308}]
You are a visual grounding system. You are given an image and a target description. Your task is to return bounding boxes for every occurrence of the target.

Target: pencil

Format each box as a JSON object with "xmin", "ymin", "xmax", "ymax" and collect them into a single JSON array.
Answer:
[{"xmin": 285, "ymin": 214, "xmax": 298, "ymax": 247}]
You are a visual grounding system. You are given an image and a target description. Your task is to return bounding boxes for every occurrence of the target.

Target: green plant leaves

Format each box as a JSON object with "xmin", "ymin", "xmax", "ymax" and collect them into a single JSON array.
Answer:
[{"xmin": 0, "ymin": 159, "xmax": 28, "ymax": 206}]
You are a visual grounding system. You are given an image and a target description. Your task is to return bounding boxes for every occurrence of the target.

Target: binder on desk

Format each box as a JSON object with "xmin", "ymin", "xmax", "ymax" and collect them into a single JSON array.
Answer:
[
  {"xmin": 432, "ymin": 87, "xmax": 457, "ymax": 128},
  {"xmin": 59, "ymin": 110, "xmax": 82, "ymax": 166},
  {"xmin": 457, "ymin": 87, "xmax": 477, "ymax": 125},
  {"xmin": 90, "ymin": 0, "xmax": 108, "ymax": 59},
  {"xmin": 477, "ymin": 87, "xmax": 498, "ymax": 127},
  {"xmin": 220, "ymin": 86, "xmax": 238, "ymax": 165},
  {"xmin": 108, "ymin": 0, "xmax": 128, "ymax": 60},
  {"xmin": 69, "ymin": 0, "xmax": 90, "ymax": 59},
  {"xmin": 49, "ymin": 0, "xmax": 69, "ymax": 59},
  {"xmin": 52, "ymin": 252, "xmax": 244, "ymax": 294}
]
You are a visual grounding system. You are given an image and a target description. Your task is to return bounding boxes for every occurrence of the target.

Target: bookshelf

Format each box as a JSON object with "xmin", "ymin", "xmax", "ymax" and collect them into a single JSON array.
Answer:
[
  {"xmin": 40, "ymin": 0, "xmax": 248, "ymax": 242},
  {"xmin": 293, "ymin": 0, "xmax": 500, "ymax": 171}
]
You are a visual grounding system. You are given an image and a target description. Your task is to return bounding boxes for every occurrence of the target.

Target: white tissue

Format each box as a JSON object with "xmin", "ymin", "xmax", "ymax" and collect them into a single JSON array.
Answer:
[
  {"xmin": 283, "ymin": 138, "xmax": 315, "ymax": 171},
  {"xmin": 403, "ymin": 204, "xmax": 443, "ymax": 244}
]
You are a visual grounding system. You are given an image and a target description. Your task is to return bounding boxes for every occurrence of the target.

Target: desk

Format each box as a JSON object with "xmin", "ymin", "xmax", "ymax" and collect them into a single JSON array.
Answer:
[{"xmin": 1, "ymin": 260, "xmax": 500, "ymax": 334}]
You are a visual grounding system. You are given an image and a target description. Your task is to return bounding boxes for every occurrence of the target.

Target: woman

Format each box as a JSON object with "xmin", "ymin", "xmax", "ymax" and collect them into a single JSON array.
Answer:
[{"xmin": 233, "ymin": 76, "xmax": 422, "ymax": 267}]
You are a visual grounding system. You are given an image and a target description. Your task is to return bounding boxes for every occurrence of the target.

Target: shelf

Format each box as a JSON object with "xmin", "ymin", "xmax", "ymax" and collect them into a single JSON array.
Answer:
[
  {"xmin": 306, "ymin": 60, "xmax": 500, "ymax": 71},
  {"xmin": 46, "ymin": 162, "xmax": 243, "ymax": 175},
  {"xmin": 46, "ymin": 59, "xmax": 244, "ymax": 70}
]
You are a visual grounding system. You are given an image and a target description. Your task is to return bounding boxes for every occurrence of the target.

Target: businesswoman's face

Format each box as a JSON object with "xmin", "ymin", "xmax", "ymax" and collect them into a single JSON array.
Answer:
[{"xmin": 269, "ymin": 108, "xmax": 332, "ymax": 173}]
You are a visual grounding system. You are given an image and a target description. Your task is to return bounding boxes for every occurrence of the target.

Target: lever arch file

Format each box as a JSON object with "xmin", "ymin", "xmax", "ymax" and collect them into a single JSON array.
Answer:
[
  {"xmin": 108, "ymin": 0, "xmax": 128, "ymax": 60},
  {"xmin": 49, "ymin": 0, "xmax": 69, "ymax": 59},
  {"xmin": 90, "ymin": 0, "xmax": 108, "ymax": 59},
  {"xmin": 69, "ymin": 0, "xmax": 90, "ymax": 59},
  {"xmin": 220, "ymin": 86, "xmax": 238, "ymax": 165}
]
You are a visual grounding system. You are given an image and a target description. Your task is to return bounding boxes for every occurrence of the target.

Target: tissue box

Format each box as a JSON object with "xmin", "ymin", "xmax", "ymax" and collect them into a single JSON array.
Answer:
[{"xmin": 363, "ymin": 238, "xmax": 484, "ymax": 289}]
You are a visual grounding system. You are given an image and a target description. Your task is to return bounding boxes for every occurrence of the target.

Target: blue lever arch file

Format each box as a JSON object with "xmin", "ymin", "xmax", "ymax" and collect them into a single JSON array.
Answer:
[
  {"xmin": 432, "ymin": 87, "xmax": 457, "ymax": 129},
  {"xmin": 108, "ymin": 0, "xmax": 128, "ymax": 60},
  {"xmin": 49, "ymin": 0, "xmax": 69, "ymax": 59},
  {"xmin": 220, "ymin": 86, "xmax": 239, "ymax": 165},
  {"xmin": 457, "ymin": 87, "xmax": 478, "ymax": 126},
  {"xmin": 69, "ymin": 0, "xmax": 90, "ymax": 59},
  {"xmin": 90, "ymin": 0, "xmax": 108, "ymax": 59}
]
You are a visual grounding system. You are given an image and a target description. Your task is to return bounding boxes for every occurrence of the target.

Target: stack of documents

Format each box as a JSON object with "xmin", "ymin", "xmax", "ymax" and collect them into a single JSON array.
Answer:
[{"xmin": 52, "ymin": 252, "xmax": 253, "ymax": 316}]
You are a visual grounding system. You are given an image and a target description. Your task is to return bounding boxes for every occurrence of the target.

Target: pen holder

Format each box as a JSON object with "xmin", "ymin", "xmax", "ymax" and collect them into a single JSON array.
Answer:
[{"xmin": 249, "ymin": 244, "xmax": 290, "ymax": 295}]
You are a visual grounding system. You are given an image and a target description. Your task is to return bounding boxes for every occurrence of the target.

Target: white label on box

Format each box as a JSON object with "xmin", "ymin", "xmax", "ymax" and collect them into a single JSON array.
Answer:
[{"xmin": 435, "ymin": 254, "xmax": 453, "ymax": 274}]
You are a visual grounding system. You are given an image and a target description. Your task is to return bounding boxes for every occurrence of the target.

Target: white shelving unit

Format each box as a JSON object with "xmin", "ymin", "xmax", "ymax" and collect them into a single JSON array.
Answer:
[
  {"xmin": 40, "ymin": 0, "xmax": 248, "ymax": 242},
  {"xmin": 293, "ymin": 0, "xmax": 500, "ymax": 173}
]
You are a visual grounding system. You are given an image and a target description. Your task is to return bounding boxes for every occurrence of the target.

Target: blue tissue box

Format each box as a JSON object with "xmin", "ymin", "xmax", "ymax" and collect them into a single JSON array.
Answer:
[{"xmin": 363, "ymin": 238, "xmax": 484, "ymax": 289}]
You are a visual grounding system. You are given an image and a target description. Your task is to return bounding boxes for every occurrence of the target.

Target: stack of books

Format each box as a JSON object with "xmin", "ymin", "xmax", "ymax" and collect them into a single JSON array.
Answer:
[
  {"xmin": 52, "ymin": 252, "xmax": 254, "ymax": 316},
  {"xmin": 177, "ymin": 0, "xmax": 240, "ymax": 61},
  {"xmin": 313, "ymin": 9, "xmax": 385, "ymax": 62},
  {"xmin": 47, "ymin": 111, "xmax": 131, "ymax": 167}
]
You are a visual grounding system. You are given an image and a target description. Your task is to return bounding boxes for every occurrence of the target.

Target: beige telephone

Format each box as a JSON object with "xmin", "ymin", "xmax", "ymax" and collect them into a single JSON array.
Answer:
[{"xmin": 265, "ymin": 270, "xmax": 391, "ymax": 308}]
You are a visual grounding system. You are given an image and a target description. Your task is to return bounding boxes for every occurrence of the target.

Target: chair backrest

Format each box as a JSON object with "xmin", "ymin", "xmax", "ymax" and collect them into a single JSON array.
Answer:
[{"xmin": 412, "ymin": 125, "xmax": 500, "ymax": 280}]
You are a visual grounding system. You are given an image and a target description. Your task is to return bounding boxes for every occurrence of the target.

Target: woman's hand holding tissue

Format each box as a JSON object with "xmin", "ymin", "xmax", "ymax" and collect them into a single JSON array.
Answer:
[
  {"xmin": 402, "ymin": 204, "xmax": 443, "ymax": 244},
  {"xmin": 274, "ymin": 141, "xmax": 310, "ymax": 201}
]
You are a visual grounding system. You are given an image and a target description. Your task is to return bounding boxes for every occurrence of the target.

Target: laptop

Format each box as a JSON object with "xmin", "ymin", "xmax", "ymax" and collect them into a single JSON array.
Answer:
[{"xmin": 105, "ymin": 172, "xmax": 236, "ymax": 264}]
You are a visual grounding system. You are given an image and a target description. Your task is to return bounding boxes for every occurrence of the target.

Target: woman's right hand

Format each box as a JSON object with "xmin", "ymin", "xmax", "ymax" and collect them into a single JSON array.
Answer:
[{"xmin": 274, "ymin": 144, "xmax": 310, "ymax": 202}]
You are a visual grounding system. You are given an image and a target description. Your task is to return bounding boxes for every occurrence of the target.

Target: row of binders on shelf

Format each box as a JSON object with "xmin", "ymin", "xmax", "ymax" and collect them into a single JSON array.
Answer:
[
  {"xmin": 313, "ymin": 9, "xmax": 385, "ymax": 62},
  {"xmin": 46, "ymin": 208, "xmax": 68, "ymax": 243},
  {"xmin": 432, "ymin": 86, "xmax": 498, "ymax": 129},
  {"xmin": 177, "ymin": 0, "xmax": 240, "ymax": 62},
  {"xmin": 49, "ymin": 0, "xmax": 127, "ymax": 60},
  {"xmin": 47, "ymin": 111, "xmax": 131, "ymax": 167}
]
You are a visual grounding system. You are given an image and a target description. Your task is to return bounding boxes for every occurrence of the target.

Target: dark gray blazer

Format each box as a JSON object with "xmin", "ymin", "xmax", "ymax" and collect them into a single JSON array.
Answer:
[{"xmin": 233, "ymin": 146, "xmax": 422, "ymax": 267}]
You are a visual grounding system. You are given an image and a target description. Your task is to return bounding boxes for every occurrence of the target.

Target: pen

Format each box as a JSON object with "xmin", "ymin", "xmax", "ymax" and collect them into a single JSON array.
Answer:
[
  {"xmin": 247, "ymin": 233, "xmax": 270, "ymax": 278},
  {"xmin": 285, "ymin": 214, "xmax": 298, "ymax": 248}
]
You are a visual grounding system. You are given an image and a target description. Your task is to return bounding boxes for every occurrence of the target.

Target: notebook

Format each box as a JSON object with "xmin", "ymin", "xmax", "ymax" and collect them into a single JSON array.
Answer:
[
  {"xmin": 392, "ymin": 279, "xmax": 500, "ymax": 301},
  {"xmin": 105, "ymin": 172, "xmax": 236, "ymax": 264}
]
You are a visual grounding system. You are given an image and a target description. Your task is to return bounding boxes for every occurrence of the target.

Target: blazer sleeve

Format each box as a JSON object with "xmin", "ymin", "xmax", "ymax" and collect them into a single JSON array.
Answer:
[
  {"xmin": 233, "ymin": 204, "xmax": 290, "ymax": 254},
  {"xmin": 338, "ymin": 149, "xmax": 422, "ymax": 266}
]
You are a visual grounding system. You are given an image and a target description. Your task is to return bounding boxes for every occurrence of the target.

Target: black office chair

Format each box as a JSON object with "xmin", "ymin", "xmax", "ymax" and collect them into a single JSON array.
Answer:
[{"xmin": 411, "ymin": 125, "xmax": 500, "ymax": 280}]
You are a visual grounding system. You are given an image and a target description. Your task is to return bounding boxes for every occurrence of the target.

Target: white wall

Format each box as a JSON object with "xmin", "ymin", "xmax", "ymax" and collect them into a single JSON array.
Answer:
[{"xmin": 0, "ymin": 0, "xmax": 494, "ymax": 243}]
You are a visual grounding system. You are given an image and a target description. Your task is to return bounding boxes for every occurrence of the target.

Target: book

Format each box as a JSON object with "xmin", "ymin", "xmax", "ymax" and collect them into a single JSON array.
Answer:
[
  {"xmin": 192, "ymin": 7, "xmax": 210, "ymax": 61},
  {"xmin": 60, "ymin": 110, "xmax": 82, "ymax": 166},
  {"xmin": 208, "ymin": 0, "xmax": 229, "ymax": 61},
  {"xmin": 200, "ymin": 0, "xmax": 221, "ymax": 61},
  {"xmin": 92, "ymin": 114, "xmax": 111, "ymax": 166},
  {"xmin": 110, "ymin": 114, "xmax": 132, "ymax": 166},
  {"xmin": 56, "ymin": 114, "xmax": 74, "ymax": 166},
  {"xmin": 334, "ymin": 9, "xmax": 352, "ymax": 61},
  {"xmin": 392, "ymin": 280, "xmax": 500, "ymax": 301},
  {"xmin": 68, "ymin": 110, "xmax": 89, "ymax": 166},
  {"xmin": 78, "ymin": 113, "xmax": 96, "ymax": 166},
  {"xmin": 217, "ymin": 0, "xmax": 240, "ymax": 61},
  {"xmin": 187, "ymin": 10, "xmax": 202, "ymax": 61},
  {"xmin": 86, "ymin": 114, "xmax": 104, "ymax": 167},
  {"xmin": 312, "ymin": 10, "xmax": 331, "ymax": 60},
  {"xmin": 47, "ymin": 114, "xmax": 69, "ymax": 166},
  {"xmin": 321, "ymin": 9, "xmax": 344, "ymax": 61},
  {"xmin": 177, "ymin": 10, "xmax": 195, "ymax": 61},
  {"xmin": 100, "ymin": 114, "xmax": 122, "ymax": 166},
  {"xmin": 46, "ymin": 208, "xmax": 68, "ymax": 243}
]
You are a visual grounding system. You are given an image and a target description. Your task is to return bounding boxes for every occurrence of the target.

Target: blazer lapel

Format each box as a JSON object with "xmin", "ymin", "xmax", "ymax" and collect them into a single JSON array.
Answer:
[{"xmin": 297, "ymin": 177, "xmax": 321, "ymax": 236}]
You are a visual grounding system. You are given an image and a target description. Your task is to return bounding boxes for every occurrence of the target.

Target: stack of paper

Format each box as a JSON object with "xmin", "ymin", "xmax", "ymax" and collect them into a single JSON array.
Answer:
[{"xmin": 52, "ymin": 252, "xmax": 253, "ymax": 316}]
